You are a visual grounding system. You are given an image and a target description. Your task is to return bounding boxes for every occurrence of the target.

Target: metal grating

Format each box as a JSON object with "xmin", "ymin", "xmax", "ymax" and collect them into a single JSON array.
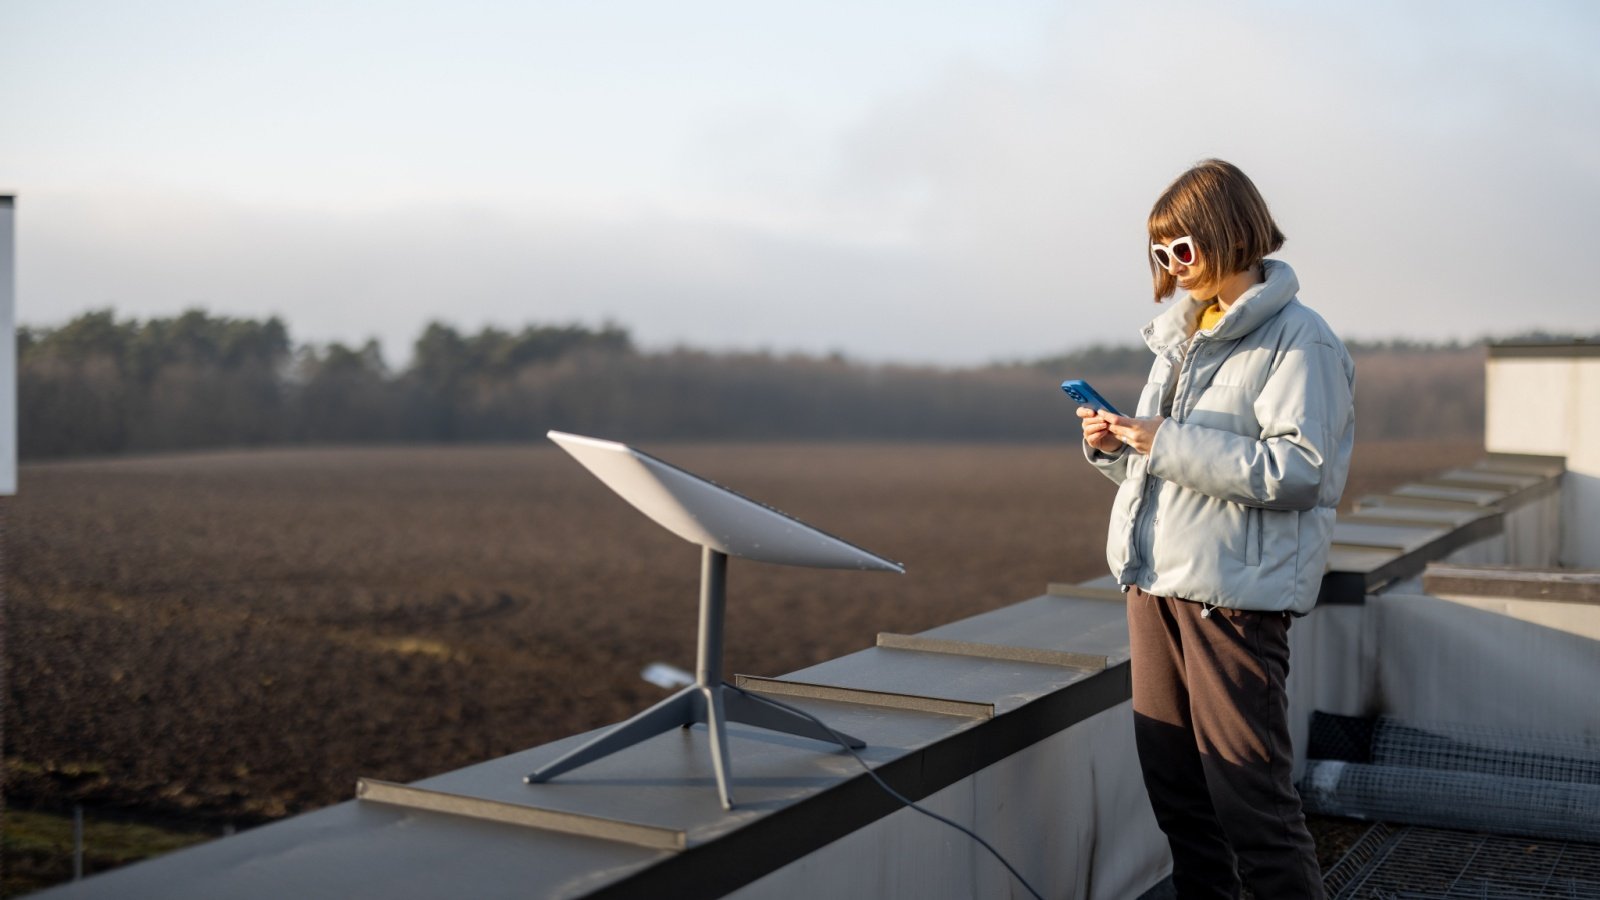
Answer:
[
  {"xmin": 1302, "ymin": 715, "xmax": 1600, "ymax": 844},
  {"xmin": 1323, "ymin": 823, "xmax": 1600, "ymax": 899},
  {"xmin": 1371, "ymin": 720, "xmax": 1600, "ymax": 785}
]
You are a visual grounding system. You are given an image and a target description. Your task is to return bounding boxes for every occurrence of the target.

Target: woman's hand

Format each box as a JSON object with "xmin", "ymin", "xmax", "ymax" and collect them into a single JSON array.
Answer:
[
  {"xmin": 1105, "ymin": 413, "xmax": 1166, "ymax": 455},
  {"xmin": 1077, "ymin": 406, "xmax": 1125, "ymax": 454}
]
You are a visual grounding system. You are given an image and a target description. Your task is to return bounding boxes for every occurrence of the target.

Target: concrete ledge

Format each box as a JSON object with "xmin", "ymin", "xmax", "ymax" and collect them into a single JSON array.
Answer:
[{"xmin": 1423, "ymin": 563, "xmax": 1600, "ymax": 604}]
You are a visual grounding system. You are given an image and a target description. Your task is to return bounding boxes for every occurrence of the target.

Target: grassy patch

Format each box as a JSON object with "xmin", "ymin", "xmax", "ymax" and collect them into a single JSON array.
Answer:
[{"xmin": 3, "ymin": 808, "xmax": 215, "ymax": 898}]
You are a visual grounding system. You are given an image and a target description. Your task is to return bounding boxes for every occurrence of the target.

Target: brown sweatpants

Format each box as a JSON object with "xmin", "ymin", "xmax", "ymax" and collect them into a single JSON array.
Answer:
[{"xmin": 1127, "ymin": 585, "xmax": 1325, "ymax": 900}]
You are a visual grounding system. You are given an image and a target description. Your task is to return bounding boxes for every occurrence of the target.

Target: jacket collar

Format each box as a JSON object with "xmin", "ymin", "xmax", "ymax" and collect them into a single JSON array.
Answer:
[{"xmin": 1140, "ymin": 259, "xmax": 1299, "ymax": 353}]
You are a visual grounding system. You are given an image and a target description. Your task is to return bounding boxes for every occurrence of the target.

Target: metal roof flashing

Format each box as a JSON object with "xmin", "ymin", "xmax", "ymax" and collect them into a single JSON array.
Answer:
[
  {"xmin": 1324, "ymin": 454, "xmax": 1566, "ymax": 602},
  {"xmin": 1487, "ymin": 340, "xmax": 1600, "ymax": 359}
]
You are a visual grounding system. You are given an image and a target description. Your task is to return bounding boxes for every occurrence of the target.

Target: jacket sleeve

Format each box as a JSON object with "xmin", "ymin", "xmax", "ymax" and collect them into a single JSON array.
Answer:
[
  {"xmin": 1145, "ymin": 341, "xmax": 1351, "ymax": 510},
  {"xmin": 1083, "ymin": 439, "xmax": 1130, "ymax": 484}
]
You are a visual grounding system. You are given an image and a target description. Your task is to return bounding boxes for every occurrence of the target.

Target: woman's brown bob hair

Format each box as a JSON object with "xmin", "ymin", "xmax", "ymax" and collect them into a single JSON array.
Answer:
[{"xmin": 1148, "ymin": 159, "xmax": 1285, "ymax": 302}]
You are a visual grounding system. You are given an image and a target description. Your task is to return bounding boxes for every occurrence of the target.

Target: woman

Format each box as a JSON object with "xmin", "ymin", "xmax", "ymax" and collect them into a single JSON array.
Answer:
[{"xmin": 1078, "ymin": 159, "xmax": 1354, "ymax": 899}]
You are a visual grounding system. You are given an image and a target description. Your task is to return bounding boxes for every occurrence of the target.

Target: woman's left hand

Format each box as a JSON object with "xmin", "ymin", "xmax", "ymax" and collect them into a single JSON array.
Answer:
[{"xmin": 1105, "ymin": 414, "xmax": 1165, "ymax": 455}]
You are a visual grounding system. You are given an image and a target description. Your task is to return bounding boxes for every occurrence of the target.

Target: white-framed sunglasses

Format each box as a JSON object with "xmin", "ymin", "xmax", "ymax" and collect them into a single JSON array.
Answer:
[{"xmin": 1150, "ymin": 235, "xmax": 1197, "ymax": 272}]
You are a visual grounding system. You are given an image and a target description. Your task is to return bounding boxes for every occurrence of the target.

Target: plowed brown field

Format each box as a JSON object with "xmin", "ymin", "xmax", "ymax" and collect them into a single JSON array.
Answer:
[{"xmin": 5, "ymin": 438, "xmax": 1482, "ymax": 826}]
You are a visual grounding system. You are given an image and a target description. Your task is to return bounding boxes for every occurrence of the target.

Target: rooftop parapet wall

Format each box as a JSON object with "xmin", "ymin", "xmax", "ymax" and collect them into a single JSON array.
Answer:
[{"xmin": 33, "ymin": 451, "xmax": 1568, "ymax": 900}]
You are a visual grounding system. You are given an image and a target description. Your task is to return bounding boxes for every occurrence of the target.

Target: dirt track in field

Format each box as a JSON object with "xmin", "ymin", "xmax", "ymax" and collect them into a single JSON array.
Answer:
[{"xmin": 4, "ymin": 438, "xmax": 1483, "ymax": 823}]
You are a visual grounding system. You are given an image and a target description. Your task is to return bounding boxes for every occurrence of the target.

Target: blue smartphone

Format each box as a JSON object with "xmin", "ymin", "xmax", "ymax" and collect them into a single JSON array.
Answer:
[{"xmin": 1060, "ymin": 379, "xmax": 1121, "ymax": 416}]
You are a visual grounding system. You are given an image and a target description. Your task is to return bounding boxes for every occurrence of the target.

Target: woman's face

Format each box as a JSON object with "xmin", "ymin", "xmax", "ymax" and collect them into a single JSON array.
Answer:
[
  {"xmin": 1172, "ymin": 257, "xmax": 1200, "ymax": 292},
  {"xmin": 1154, "ymin": 234, "xmax": 1207, "ymax": 294}
]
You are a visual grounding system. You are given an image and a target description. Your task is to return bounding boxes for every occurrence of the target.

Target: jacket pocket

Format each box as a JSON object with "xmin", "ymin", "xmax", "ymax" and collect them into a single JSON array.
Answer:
[{"xmin": 1246, "ymin": 507, "xmax": 1262, "ymax": 567}]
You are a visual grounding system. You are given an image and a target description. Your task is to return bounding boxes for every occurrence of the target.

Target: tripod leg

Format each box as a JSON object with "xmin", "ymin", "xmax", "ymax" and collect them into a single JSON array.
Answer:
[
  {"xmin": 724, "ymin": 688, "xmax": 866, "ymax": 749},
  {"xmin": 526, "ymin": 688, "xmax": 697, "ymax": 783},
  {"xmin": 702, "ymin": 685, "xmax": 735, "ymax": 810}
]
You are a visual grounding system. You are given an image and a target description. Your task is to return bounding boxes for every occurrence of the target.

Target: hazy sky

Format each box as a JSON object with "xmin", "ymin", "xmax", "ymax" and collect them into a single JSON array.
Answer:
[{"xmin": 5, "ymin": 1, "xmax": 1599, "ymax": 366}]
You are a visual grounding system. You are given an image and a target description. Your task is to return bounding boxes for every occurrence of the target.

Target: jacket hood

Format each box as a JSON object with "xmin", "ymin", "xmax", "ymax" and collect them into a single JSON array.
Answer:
[{"xmin": 1141, "ymin": 259, "xmax": 1299, "ymax": 353}]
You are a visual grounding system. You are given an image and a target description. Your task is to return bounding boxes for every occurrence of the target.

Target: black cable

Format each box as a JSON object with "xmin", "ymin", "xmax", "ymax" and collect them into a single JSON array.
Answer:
[{"xmin": 723, "ymin": 682, "xmax": 1046, "ymax": 900}]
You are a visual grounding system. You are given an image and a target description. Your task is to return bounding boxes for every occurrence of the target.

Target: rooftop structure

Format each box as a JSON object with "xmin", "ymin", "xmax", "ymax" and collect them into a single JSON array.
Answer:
[{"xmin": 1, "ymin": 194, "xmax": 17, "ymax": 496}]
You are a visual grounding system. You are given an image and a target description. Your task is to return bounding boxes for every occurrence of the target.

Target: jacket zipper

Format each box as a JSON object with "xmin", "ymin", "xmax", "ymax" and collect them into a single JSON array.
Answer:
[
  {"xmin": 1129, "ymin": 340, "xmax": 1190, "ymax": 583},
  {"xmin": 1130, "ymin": 335, "xmax": 1207, "ymax": 586},
  {"xmin": 1171, "ymin": 334, "xmax": 1203, "ymax": 421}
]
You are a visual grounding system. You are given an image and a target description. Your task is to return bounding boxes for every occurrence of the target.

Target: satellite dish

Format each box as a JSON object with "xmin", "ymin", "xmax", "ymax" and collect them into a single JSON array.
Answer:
[
  {"xmin": 527, "ymin": 431, "xmax": 903, "ymax": 809},
  {"xmin": 544, "ymin": 431, "xmax": 903, "ymax": 571}
]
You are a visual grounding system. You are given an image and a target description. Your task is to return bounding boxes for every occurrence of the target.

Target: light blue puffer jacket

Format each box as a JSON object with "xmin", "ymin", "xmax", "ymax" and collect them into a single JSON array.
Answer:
[{"xmin": 1084, "ymin": 259, "xmax": 1355, "ymax": 614}]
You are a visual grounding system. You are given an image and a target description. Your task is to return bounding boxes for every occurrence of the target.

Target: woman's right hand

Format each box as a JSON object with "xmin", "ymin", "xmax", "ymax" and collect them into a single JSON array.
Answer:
[{"xmin": 1077, "ymin": 406, "xmax": 1125, "ymax": 453}]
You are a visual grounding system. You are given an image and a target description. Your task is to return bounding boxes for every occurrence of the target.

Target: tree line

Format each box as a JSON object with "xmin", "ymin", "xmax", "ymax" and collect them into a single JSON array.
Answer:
[{"xmin": 19, "ymin": 308, "xmax": 1554, "ymax": 460}]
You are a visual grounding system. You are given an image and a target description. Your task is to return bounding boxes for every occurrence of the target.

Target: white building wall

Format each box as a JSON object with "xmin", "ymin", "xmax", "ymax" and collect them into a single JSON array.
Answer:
[
  {"xmin": 1486, "ymin": 353, "xmax": 1600, "ymax": 567},
  {"xmin": 1371, "ymin": 591, "xmax": 1600, "ymax": 737}
]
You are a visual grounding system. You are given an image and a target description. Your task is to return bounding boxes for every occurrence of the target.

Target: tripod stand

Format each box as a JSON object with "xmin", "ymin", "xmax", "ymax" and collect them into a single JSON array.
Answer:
[
  {"xmin": 522, "ymin": 432, "xmax": 900, "ymax": 810},
  {"xmin": 525, "ymin": 547, "xmax": 862, "ymax": 810}
]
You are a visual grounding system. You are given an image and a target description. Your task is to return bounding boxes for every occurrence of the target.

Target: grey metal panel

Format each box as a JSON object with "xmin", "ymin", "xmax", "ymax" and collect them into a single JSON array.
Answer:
[
  {"xmin": 1331, "ymin": 521, "xmax": 1447, "ymax": 551},
  {"xmin": 1373, "ymin": 469, "xmax": 1563, "ymax": 517},
  {"xmin": 1484, "ymin": 471, "xmax": 1563, "ymax": 512},
  {"xmin": 356, "ymin": 778, "xmax": 686, "ymax": 850},
  {"xmin": 1480, "ymin": 452, "xmax": 1565, "ymax": 476},
  {"xmin": 772, "ymin": 645, "xmax": 1101, "ymax": 716},
  {"xmin": 734, "ymin": 675, "xmax": 995, "ymax": 719},
  {"xmin": 1357, "ymin": 493, "xmax": 1493, "ymax": 512},
  {"xmin": 1435, "ymin": 468, "xmax": 1543, "ymax": 489},
  {"xmin": 917, "ymin": 592, "xmax": 1133, "ymax": 666},
  {"xmin": 1392, "ymin": 483, "xmax": 1506, "ymax": 505},
  {"xmin": 1414, "ymin": 474, "xmax": 1561, "ymax": 515},
  {"xmin": 1423, "ymin": 476, "xmax": 1523, "ymax": 492},
  {"xmin": 1345, "ymin": 504, "xmax": 1491, "ymax": 527},
  {"xmin": 875, "ymin": 632, "xmax": 1107, "ymax": 672}
]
